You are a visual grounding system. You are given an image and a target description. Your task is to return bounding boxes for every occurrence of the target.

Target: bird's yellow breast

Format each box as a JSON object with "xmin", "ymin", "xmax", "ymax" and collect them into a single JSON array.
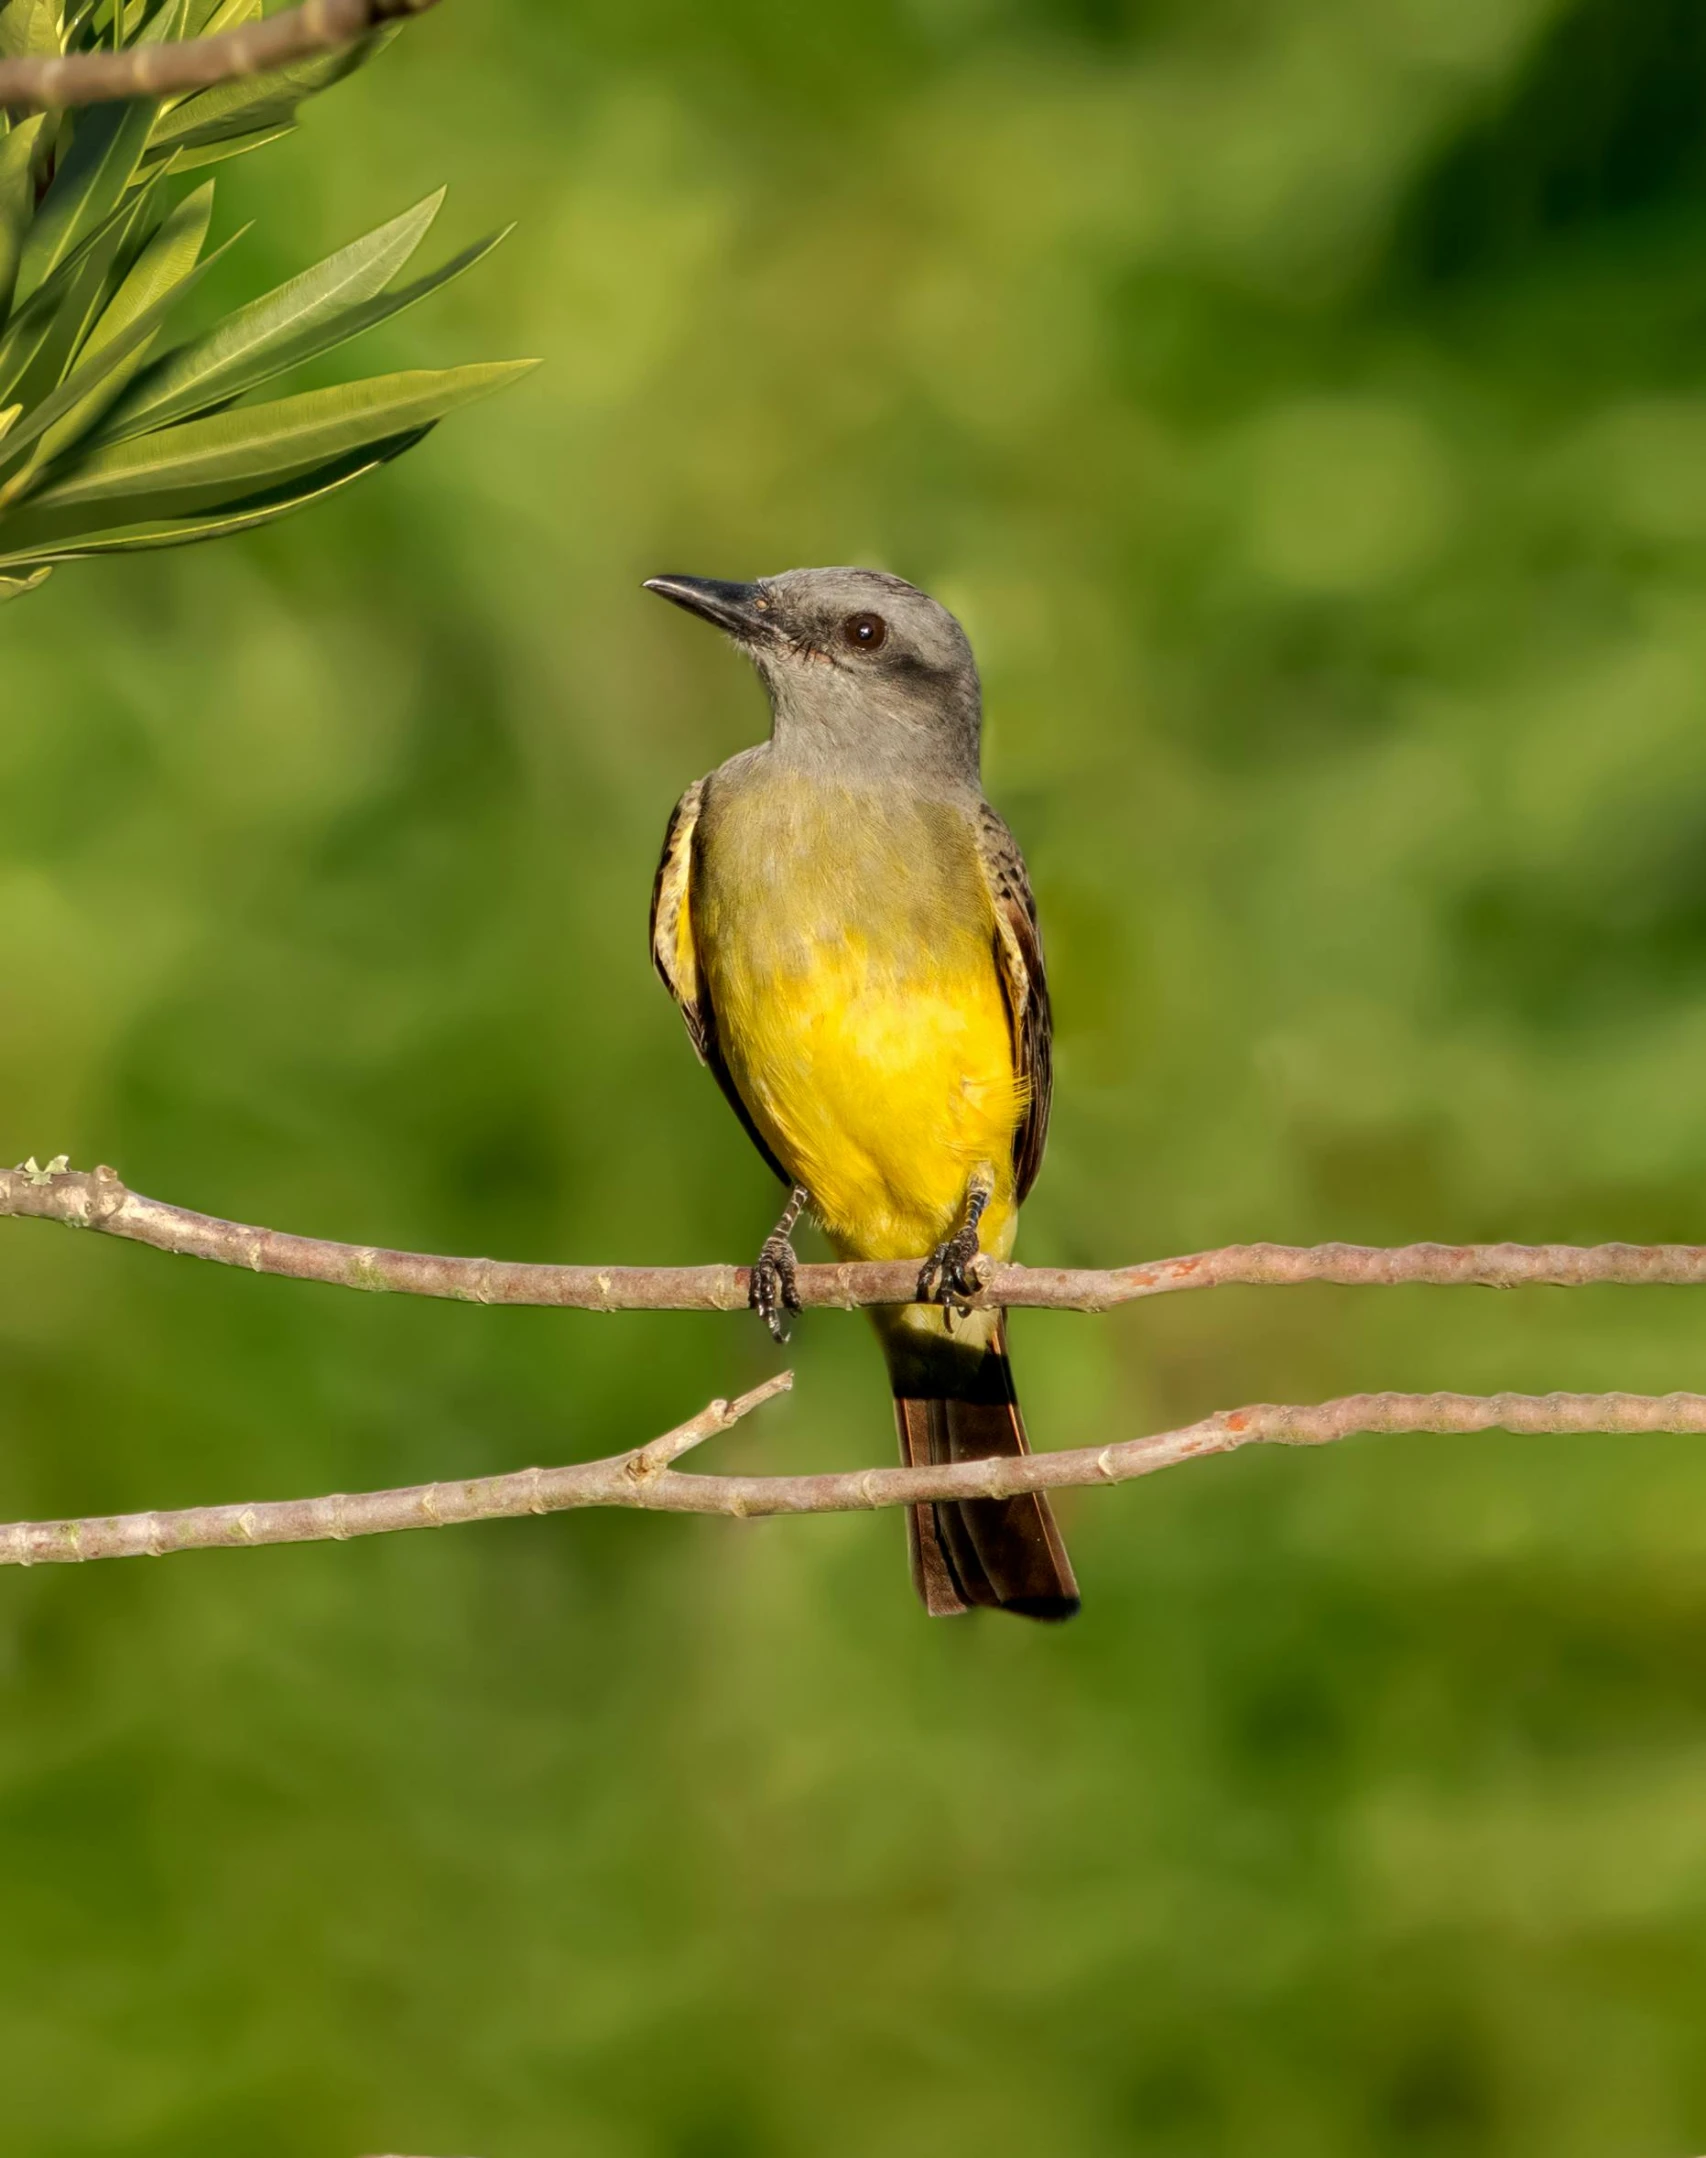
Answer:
[{"xmin": 693, "ymin": 768, "xmax": 1024, "ymax": 1261}]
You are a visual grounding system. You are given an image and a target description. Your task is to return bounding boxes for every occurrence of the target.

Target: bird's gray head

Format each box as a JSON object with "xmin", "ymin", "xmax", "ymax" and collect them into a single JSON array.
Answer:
[{"xmin": 644, "ymin": 566, "xmax": 982, "ymax": 779}]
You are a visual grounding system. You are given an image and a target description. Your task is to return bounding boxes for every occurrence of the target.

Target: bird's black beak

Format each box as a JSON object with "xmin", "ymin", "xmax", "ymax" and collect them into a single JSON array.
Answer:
[{"xmin": 644, "ymin": 575, "xmax": 775, "ymax": 643}]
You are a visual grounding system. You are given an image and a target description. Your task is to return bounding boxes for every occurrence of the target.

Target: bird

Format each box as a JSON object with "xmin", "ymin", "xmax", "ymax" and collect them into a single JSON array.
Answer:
[{"xmin": 645, "ymin": 566, "xmax": 1079, "ymax": 1621}]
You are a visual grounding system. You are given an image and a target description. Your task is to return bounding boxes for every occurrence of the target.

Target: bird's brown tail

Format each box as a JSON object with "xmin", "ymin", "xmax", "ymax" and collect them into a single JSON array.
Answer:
[{"xmin": 878, "ymin": 1307, "xmax": 1079, "ymax": 1621}]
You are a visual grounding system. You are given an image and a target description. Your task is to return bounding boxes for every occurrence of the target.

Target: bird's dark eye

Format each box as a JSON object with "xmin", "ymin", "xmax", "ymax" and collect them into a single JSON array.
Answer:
[{"xmin": 841, "ymin": 611, "xmax": 887, "ymax": 652}]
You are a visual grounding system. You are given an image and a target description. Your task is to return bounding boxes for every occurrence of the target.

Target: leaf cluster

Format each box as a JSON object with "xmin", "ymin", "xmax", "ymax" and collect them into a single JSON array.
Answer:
[{"xmin": 0, "ymin": 0, "xmax": 532, "ymax": 600}]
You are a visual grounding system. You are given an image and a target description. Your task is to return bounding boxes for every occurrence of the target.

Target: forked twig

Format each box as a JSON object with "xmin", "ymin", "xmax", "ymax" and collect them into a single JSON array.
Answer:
[{"xmin": 4, "ymin": 1382, "xmax": 1702, "ymax": 1567}]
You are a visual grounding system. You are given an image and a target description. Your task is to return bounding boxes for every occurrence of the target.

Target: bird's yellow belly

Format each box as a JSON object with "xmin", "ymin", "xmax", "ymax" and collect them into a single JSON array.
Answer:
[{"xmin": 708, "ymin": 931, "xmax": 1023, "ymax": 1262}]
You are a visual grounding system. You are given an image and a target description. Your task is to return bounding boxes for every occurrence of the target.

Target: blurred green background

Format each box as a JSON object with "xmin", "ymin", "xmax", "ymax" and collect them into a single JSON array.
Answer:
[{"xmin": 6, "ymin": 0, "xmax": 1706, "ymax": 2148}]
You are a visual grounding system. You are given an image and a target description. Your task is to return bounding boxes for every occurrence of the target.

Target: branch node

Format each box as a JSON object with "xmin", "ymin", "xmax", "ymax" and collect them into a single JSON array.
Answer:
[
  {"xmin": 624, "ymin": 1372, "xmax": 792, "ymax": 1483},
  {"xmin": 87, "ymin": 1164, "xmax": 128, "ymax": 1227}
]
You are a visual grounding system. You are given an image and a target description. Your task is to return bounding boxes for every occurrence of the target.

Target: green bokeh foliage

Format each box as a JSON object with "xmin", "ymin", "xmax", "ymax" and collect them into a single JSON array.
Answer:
[{"xmin": 6, "ymin": 0, "xmax": 1706, "ymax": 2149}]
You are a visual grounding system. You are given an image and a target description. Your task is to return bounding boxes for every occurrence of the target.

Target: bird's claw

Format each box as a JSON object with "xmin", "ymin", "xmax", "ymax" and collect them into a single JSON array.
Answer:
[
  {"xmin": 750, "ymin": 1232, "xmax": 802, "ymax": 1344},
  {"xmin": 916, "ymin": 1224, "xmax": 985, "ymax": 1318}
]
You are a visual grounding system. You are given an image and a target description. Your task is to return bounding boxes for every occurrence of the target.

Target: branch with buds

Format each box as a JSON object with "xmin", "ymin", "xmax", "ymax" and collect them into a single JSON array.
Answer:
[{"xmin": 3, "ymin": 1158, "xmax": 1706, "ymax": 1568}]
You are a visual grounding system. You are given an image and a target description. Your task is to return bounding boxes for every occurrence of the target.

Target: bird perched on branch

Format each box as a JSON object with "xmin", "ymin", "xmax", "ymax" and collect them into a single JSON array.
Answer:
[{"xmin": 645, "ymin": 567, "xmax": 1078, "ymax": 1621}]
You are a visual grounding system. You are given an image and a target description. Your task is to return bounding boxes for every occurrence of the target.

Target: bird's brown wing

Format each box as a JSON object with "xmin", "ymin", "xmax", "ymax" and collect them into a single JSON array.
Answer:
[
  {"xmin": 650, "ymin": 779, "xmax": 792, "ymax": 1187},
  {"xmin": 650, "ymin": 780, "xmax": 709, "ymax": 1054},
  {"xmin": 973, "ymin": 802, "xmax": 1053, "ymax": 1203}
]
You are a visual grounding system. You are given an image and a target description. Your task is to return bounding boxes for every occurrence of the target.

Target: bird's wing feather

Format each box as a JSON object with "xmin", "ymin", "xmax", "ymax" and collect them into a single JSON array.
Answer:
[
  {"xmin": 650, "ymin": 779, "xmax": 709, "ymax": 1056},
  {"xmin": 650, "ymin": 779, "xmax": 792, "ymax": 1186},
  {"xmin": 973, "ymin": 802, "xmax": 1053, "ymax": 1202}
]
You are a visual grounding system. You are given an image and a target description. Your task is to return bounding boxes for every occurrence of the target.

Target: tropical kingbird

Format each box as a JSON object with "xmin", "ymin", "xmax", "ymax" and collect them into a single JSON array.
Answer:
[{"xmin": 645, "ymin": 567, "xmax": 1079, "ymax": 1621}]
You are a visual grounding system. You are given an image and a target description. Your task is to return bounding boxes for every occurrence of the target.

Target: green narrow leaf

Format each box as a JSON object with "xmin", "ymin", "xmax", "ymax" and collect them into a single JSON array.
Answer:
[
  {"xmin": 79, "ymin": 178, "xmax": 212, "ymax": 364},
  {"xmin": 181, "ymin": 0, "xmax": 252, "ymax": 35},
  {"xmin": 0, "ymin": 114, "xmax": 47, "ymax": 322},
  {"xmin": 28, "ymin": 359, "xmax": 537, "ymax": 511},
  {"xmin": 53, "ymin": 173, "xmax": 166, "ymax": 372},
  {"xmin": 149, "ymin": 121, "xmax": 292, "ymax": 177},
  {"xmin": 0, "ymin": 270, "xmax": 203, "ymax": 484},
  {"xmin": 132, "ymin": 0, "xmax": 187, "ymax": 45},
  {"xmin": 0, "ymin": 154, "xmax": 158, "ymax": 358},
  {"xmin": 0, "ymin": 176, "xmax": 158, "ymax": 401},
  {"xmin": 104, "ymin": 223, "xmax": 511, "ymax": 445},
  {"xmin": 0, "ymin": 0, "xmax": 63, "ymax": 61},
  {"xmin": 0, "ymin": 563, "xmax": 51, "ymax": 597},
  {"xmin": 0, "ymin": 428, "xmax": 425, "ymax": 564},
  {"xmin": 148, "ymin": 28, "xmax": 390, "ymax": 153},
  {"xmin": 0, "ymin": 173, "xmax": 162, "ymax": 403},
  {"xmin": 15, "ymin": 94, "xmax": 158, "ymax": 306},
  {"xmin": 102, "ymin": 187, "xmax": 449, "ymax": 438},
  {"xmin": 83, "ymin": 0, "xmax": 147, "ymax": 43},
  {"xmin": 7, "ymin": 189, "xmax": 221, "ymax": 473},
  {"xmin": 0, "ymin": 5, "xmax": 59, "ymax": 319}
]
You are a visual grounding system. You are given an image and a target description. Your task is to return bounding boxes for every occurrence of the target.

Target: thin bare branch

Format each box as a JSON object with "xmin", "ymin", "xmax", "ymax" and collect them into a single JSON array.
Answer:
[
  {"xmin": 3, "ymin": 1384, "xmax": 1703, "ymax": 1566},
  {"xmin": 0, "ymin": 0, "xmax": 440, "ymax": 112},
  {"xmin": 6, "ymin": 1160, "xmax": 1706, "ymax": 1314},
  {"xmin": 0, "ymin": 1372, "xmax": 797, "ymax": 1565}
]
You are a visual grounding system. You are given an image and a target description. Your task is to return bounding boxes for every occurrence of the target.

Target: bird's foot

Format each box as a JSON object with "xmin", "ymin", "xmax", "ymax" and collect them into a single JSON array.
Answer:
[
  {"xmin": 916, "ymin": 1172, "xmax": 994, "ymax": 1318},
  {"xmin": 750, "ymin": 1185, "xmax": 808, "ymax": 1344},
  {"xmin": 751, "ymin": 1236, "xmax": 800, "ymax": 1343},
  {"xmin": 915, "ymin": 1222, "xmax": 985, "ymax": 1319}
]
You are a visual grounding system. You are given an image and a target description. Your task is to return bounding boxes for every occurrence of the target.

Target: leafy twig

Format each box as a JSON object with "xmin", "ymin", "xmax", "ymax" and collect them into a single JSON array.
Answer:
[{"xmin": 0, "ymin": 0, "xmax": 441, "ymax": 112}]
